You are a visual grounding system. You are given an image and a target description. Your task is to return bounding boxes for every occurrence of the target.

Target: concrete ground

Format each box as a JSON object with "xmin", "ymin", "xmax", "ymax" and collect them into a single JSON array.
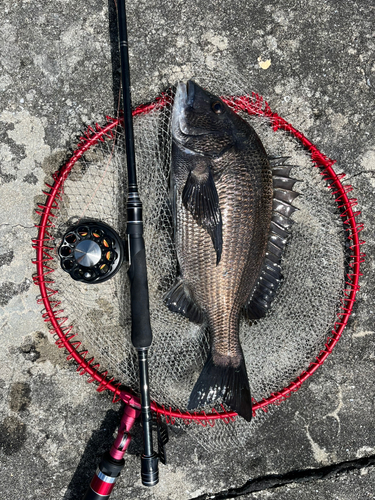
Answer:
[{"xmin": 0, "ymin": 0, "xmax": 374, "ymax": 499}]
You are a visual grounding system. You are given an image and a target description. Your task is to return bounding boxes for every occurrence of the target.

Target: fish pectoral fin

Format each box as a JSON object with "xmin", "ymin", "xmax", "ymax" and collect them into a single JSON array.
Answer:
[
  {"xmin": 182, "ymin": 165, "xmax": 223, "ymax": 265},
  {"xmin": 164, "ymin": 278, "xmax": 204, "ymax": 324},
  {"xmin": 187, "ymin": 352, "xmax": 252, "ymax": 422}
]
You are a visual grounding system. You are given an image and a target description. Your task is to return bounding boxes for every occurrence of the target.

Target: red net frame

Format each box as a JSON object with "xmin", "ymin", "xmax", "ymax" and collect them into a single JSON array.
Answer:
[{"xmin": 33, "ymin": 92, "xmax": 364, "ymax": 425}]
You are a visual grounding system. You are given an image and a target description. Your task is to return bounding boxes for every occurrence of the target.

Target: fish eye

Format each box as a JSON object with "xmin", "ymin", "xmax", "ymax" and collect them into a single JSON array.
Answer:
[{"xmin": 211, "ymin": 101, "xmax": 224, "ymax": 114}]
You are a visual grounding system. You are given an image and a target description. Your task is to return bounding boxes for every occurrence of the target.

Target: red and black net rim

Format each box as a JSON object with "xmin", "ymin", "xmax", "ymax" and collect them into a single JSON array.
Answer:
[{"xmin": 33, "ymin": 91, "xmax": 364, "ymax": 426}]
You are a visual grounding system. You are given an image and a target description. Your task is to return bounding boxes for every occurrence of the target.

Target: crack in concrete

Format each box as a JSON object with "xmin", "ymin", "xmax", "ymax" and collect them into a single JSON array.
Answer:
[
  {"xmin": 190, "ymin": 455, "xmax": 375, "ymax": 499},
  {"xmin": 0, "ymin": 224, "xmax": 35, "ymax": 230},
  {"xmin": 346, "ymin": 170, "xmax": 375, "ymax": 180}
]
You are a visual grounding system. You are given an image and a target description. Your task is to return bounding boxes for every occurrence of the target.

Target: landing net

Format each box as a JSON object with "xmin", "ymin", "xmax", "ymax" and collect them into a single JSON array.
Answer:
[{"xmin": 34, "ymin": 76, "xmax": 363, "ymax": 436}]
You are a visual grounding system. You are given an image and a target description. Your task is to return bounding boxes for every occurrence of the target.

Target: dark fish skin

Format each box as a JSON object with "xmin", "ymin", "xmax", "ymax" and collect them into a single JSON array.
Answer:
[{"xmin": 166, "ymin": 81, "xmax": 273, "ymax": 421}]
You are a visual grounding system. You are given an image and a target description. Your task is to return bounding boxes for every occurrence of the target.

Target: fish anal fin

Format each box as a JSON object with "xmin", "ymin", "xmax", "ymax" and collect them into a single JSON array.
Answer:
[
  {"xmin": 164, "ymin": 278, "xmax": 204, "ymax": 324},
  {"xmin": 182, "ymin": 164, "xmax": 223, "ymax": 264},
  {"xmin": 187, "ymin": 352, "xmax": 252, "ymax": 421}
]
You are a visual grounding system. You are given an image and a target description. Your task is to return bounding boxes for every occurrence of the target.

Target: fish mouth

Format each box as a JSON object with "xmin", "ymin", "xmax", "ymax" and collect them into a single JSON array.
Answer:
[
  {"xmin": 186, "ymin": 80, "xmax": 195, "ymax": 106},
  {"xmin": 171, "ymin": 81, "xmax": 187, "ymax": 139},
  {"xmin": 172, "ymin": 81, "xmax": 207, "ymax": 145}
]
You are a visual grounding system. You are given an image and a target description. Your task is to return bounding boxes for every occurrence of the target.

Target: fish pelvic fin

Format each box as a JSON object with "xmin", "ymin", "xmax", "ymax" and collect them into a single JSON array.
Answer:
[
  {"xmin": 182, "ymin": 166, "xmax": 223, "ymax": 265},
  {"xmin": 187, "ymin": 352, "xmax": 252, "ymax": 421},
  {"xmin": 164, "ymin": 277, "xmax": 204, "ymax": 324}
]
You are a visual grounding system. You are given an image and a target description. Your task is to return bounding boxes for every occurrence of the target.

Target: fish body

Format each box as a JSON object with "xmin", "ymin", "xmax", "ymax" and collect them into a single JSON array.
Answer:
[{"xmin": 166, "ymin": 81, "xmax": 274, "ymax": 421}]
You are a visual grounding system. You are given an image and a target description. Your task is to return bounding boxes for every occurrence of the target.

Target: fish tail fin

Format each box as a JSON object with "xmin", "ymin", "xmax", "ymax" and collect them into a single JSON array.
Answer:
[{"xmin": 187, "ymin": 352, "xmax": 252, "ymax": 421}]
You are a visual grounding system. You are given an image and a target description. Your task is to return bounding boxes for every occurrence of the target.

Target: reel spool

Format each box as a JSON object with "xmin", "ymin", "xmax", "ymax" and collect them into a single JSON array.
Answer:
[{"xmin": 58, "ymin": 220, "xmax": 125, "ymax": 284}]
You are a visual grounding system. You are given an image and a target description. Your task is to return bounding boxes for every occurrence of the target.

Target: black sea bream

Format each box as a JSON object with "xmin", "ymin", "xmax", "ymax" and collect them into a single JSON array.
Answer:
[{"xmin": 165, "ymin": 81, "xmax": 296, "ymax": 421}]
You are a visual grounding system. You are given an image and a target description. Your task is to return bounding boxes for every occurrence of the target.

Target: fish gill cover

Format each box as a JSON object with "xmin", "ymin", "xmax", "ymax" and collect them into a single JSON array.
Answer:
[{"xmin": 35, "ymin": 66, "xmax": 352, "ymax": 447}]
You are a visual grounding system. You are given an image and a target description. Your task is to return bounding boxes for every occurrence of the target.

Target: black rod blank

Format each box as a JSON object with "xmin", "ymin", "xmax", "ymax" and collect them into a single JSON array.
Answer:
[{"xmin": 117, "ymin": 0, "xmax": 137, "ymax": 191}]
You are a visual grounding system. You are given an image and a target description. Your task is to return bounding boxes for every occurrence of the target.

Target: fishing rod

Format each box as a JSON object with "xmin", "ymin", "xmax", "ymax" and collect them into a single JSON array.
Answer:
[
  {"xmin": 116, "ymin": 0, "xmax": 159, "ymax": 483},
  {"xmin": 82, "ymin": 0, "xmax": 159, "ymax": 497}
]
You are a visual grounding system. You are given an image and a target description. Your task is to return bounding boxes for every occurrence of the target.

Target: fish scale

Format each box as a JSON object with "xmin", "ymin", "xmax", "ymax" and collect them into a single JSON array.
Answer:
[{"xmin": 178, "ymin": 157, "xmax": 271, "ymax": 401}]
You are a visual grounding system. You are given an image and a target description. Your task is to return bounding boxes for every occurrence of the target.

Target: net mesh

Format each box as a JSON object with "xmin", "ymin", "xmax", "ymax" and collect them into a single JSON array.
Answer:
[{"xmin": 36, "ymin": 67, "xmax": 353, "ymax": 446}]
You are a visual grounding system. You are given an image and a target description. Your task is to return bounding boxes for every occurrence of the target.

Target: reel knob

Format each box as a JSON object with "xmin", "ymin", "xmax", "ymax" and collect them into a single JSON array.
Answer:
[{"xmin": 58, "ymin": 220, "xmax": 125, "ymax": 284}]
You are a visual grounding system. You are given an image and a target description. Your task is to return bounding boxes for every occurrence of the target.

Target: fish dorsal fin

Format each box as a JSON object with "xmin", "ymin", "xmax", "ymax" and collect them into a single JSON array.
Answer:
[
  {"xmin": 244, "ymin": 161, "xmax": 299, "ymax": 320},
  {"xmin": 182, "ymin": 162, "xmax": 223, "ymax": 265},
  {"xmin": 164, "ymin": 277, "xmax": 204, "ymax": 324}
]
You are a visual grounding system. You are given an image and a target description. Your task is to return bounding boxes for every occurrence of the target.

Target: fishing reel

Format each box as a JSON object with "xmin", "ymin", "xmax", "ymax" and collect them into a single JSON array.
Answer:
[{"xmin": 58, "ymin": 220, "xmax": 125, "ymax": 284}]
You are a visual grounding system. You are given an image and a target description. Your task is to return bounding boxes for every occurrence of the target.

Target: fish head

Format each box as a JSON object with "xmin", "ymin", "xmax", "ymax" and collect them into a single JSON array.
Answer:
[{"xmin": 172, "ymin": 80, "xmax": 242, "ymax": 157}]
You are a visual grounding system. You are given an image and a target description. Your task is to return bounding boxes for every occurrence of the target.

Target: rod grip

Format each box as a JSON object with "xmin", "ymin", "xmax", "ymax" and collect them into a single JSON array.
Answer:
[{"xmin": 127, "ymin": 233, "xmax": 152, "ymax": 348}]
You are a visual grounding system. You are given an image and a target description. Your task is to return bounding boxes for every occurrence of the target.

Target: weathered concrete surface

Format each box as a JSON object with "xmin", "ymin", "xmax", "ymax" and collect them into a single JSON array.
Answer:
[
  {"xmin": 0, "ymin": 0, "xmax": 374, "ymax": 499},
  {"xmin": 239, "ymin": 465, "xmax": 375, "ymax": 499}
]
